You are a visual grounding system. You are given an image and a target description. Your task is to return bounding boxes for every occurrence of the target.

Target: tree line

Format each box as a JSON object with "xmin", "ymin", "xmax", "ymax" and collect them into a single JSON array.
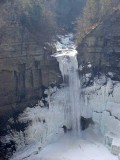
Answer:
[{"xmin": 0, "ymin": 0, "xmax": 119, "ymax": 47}]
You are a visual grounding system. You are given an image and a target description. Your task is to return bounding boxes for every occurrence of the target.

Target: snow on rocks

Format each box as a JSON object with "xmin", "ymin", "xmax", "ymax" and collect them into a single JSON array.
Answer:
[
  {"xmin": 118, "ymin": 154, "xmax": 120, "ymax": 160},
  {"xmin": 105, "ymin": 133, "xmax": 115, "ymax": 149},
  {"xmin": 80, "ymin": 76, "xmax": 120, "ymax": 157},
  {"xmin": 81, "ymin": 77, "xmax": 120, "ymax": 141},
  {"xmin": 12, "ymin": 127, "xmax": 118, "ymax": 160},
  {"xmin": 55, "ymin": 34, "xmax": 75, "ymax": 51},
  {"xmin": 104, "ymin": 133, "xmax": 120, "ymax": 156},
  {"xmin": 6, "ymin": 86, "xmax": 73, "ymax": 157},
  {"xmin": 87, "ymin": 62, "xmax": 92, "ymax": 68},
  {"xmin": 79, "ymin": 64, "xmax": 84, "ymax": 71},
  {"xmin": 106, "ymin": 102, "xmax": 120, "ymax": 120},
  {"xmin": 108, "ymin": 72, "xmax": 114, "ymax": 78},
  {"xmin": 111, "ymin": 138, "xmax": 120, "ymax": 155},
  {"xmin": 4, "ymin": 34, "xmax": 120, "ymax": 159}
]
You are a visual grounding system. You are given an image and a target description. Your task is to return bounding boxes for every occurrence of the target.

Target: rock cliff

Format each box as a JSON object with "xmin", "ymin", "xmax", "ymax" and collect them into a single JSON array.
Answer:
[
  {"xmin": 77, "ymin": 9, "xmax": 120, "ymax": 81},
  {"xmin": 0, "ymin": 21, "xmax": 61, "ymax": 132}
]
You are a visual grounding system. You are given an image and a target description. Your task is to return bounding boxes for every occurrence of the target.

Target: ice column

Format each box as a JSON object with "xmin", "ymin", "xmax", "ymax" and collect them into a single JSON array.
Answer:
[{"xmin": 56, "ymin": 49, "xmax": 81, "ymax": 136}]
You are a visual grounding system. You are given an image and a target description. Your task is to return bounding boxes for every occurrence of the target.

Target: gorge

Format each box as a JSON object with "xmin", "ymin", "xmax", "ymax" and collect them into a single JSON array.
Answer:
[{"xmin": 0, "ymin": 0, "xmax": 120, "ymax": 160}]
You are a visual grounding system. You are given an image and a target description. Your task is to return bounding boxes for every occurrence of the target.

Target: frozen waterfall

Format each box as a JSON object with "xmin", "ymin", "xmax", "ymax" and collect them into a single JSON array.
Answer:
[{"xmin": 55, "ymin": 35, "xmax": 81, "ymax": 136}]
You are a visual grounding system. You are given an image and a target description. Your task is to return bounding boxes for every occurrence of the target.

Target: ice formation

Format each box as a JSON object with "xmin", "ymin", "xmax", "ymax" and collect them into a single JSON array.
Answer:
[{"xmin": 55, "ymin": 35, "xmax": 81, "ymax": 136}]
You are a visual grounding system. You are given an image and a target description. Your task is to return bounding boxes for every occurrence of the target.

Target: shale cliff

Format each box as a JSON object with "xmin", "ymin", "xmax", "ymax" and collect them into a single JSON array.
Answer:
[
  {"xmin": 0, "ymin": 34, "xmax": 61, "ymax": 117},
  {"xmin": 0, "ymin": 1, "xmax": 61, "ymax": 131},
  {"xmin": 77, "ymin": 9, "xmax": 120, "ymax": 82}
]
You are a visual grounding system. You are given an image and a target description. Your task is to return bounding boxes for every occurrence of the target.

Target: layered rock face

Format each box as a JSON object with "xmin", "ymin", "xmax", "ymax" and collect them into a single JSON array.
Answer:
[
  {"xmin": 0, "ymin": 24, "xmax": 61, "ymax": 125},
  {"xmin": 77, "ymin": 9, "xmax": 120, "ymax": 81}
]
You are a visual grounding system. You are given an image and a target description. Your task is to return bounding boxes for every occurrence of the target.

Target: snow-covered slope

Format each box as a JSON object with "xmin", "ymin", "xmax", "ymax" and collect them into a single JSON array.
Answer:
[{"xmin": 3, "ymin": 87, "xmax": 71, "ymax": 150}]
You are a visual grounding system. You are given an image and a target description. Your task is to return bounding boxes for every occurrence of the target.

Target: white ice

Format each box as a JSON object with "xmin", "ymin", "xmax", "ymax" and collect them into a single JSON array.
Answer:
[
  {"xmin": 55, "ymin": 34, "xmax": 81, "ymax": 136},
  {"xmin": 11, "ymin": 127, "xmax": 118, "ymax": 160}
]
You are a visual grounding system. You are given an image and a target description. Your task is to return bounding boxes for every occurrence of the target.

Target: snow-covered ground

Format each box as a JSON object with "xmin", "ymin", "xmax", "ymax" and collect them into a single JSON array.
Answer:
[
  {"xmin": 37, "ymin": 127, "xmax": 118, "ymax": 160},
  {"xmin": 11, "ymin": 127, "xmax": 118, "ymax": 160}
]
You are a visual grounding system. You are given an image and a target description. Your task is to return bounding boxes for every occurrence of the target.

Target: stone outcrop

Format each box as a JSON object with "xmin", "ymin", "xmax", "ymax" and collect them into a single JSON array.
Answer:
[
  {"xmin": 105, "ymin": 134, "xmax": 120, "ymax": 157},
  {"xmin": 77, "ymin": 9, "xmax": 120, "ymax": 81}
]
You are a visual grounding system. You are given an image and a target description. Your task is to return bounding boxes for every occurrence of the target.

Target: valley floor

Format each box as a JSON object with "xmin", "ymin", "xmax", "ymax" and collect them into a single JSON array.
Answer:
[{"xmin": 11, "ymin": 127, "xmax": 118, "ymax": 160}]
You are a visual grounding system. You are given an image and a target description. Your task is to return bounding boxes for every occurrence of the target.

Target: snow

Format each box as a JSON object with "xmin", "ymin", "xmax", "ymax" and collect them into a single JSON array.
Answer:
[
  {"xmin": 79, "ymin": 64, "xmax": 84, "ymax": 71},
  {"xmin": 112, "ymin": 138, "xmax": 120, "ymax": 147},
  {"xmin": 88, "ymin": 63, "xmax": 92, "ymax": 68},
  {"xmin": 11, "ymin": 127, "xmax": 118, "ymax": 160},
  {"xmin": 112, "ymin": 138, "xmax": 120, "ymax": 155},
  {"xmin": 85, "ymin": 73, "xmax": 92, "ymax": 78},
  {"xmin": 106, "ymin": 102, "xmax": 120, "ymax": 120},
  {"xmin": 107, "ymin": 72, "xmax": 115, "ymax": 78},
  {"xmin": 81, "ymin": 79, "xmax": 120, "ymax": 137}
]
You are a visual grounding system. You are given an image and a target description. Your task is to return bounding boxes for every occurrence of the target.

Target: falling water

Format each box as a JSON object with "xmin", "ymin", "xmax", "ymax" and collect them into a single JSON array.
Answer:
[{"xmin": 55, "ymin": 35, "xmax": 81, "ymax": 136}]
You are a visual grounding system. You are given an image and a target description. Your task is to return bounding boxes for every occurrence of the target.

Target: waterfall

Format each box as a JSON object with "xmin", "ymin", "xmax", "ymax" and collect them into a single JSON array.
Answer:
[{"xmin": 55, "ymin": 35, "xmax": 81, "ymax": 136}]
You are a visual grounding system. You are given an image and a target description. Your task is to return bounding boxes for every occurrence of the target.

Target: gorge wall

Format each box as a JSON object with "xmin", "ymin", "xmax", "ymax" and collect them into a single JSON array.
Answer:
[
  {"xmin": 77, "ymin": 9, "xmax": 120, "ymax": 81},
  {"xmin": 0, "ymin": 1, "xmax": 62, "ymax": 134}
]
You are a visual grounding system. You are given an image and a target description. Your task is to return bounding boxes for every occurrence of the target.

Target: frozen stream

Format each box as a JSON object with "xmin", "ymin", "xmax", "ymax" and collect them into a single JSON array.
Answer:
[
  {"xmin": 55, "ymin": 34, "xmax": 81, "ymax": 136},
  {"xmin": 11, "ymin": 128, "xmax": 118, "ymax": 160}
]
